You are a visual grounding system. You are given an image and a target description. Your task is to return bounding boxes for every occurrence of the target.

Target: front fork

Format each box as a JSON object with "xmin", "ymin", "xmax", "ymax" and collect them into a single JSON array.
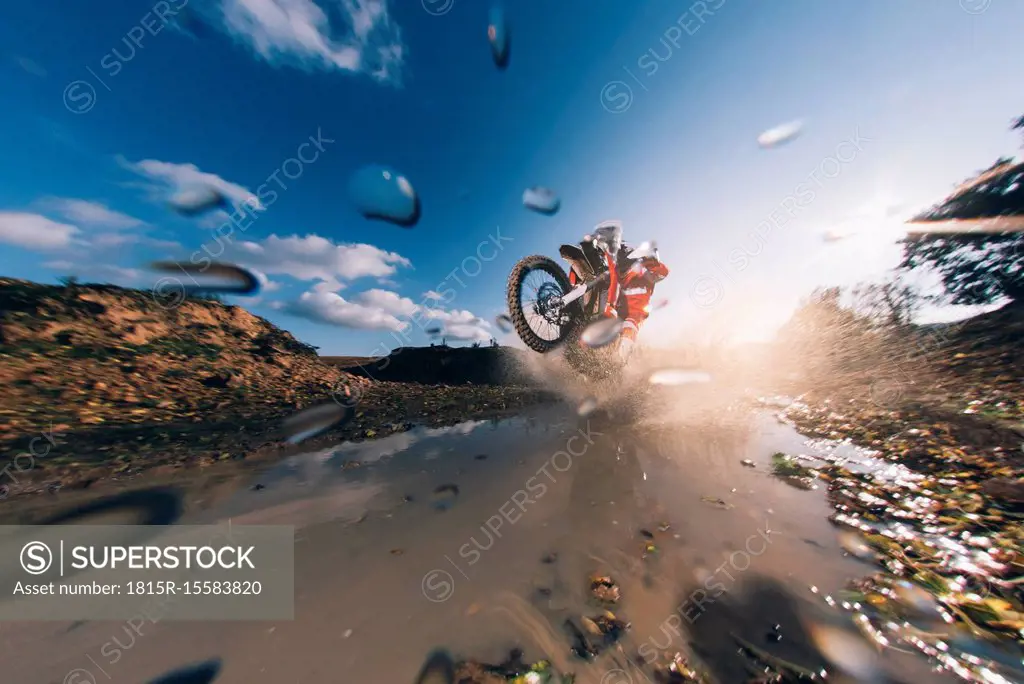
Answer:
[
  {"xmin": 562, "ymin": 250, "xmax": 629, "ymax": 357},
  {"xmin": 560, "ymin": 246, "xmax": 621, "ymax": 315},
  {"xmin": 560, "ymin": 269, "xmax": 609, "ymax": 308},
  {"xmin": 602, "ymin": 250, "xmax": 620, "ymax": 319}
]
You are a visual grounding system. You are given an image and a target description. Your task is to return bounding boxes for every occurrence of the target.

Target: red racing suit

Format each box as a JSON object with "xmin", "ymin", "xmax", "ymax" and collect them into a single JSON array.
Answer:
[{"xmin": 616, "ymin": 257, "xmax": 669, "ymax": 347}]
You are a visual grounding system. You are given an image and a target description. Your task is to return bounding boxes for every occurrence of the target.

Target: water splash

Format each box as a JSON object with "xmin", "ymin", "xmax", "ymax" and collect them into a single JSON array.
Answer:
[{"xmin": 648, "ymin": 368, "xmax": 713, "ymax": 386}]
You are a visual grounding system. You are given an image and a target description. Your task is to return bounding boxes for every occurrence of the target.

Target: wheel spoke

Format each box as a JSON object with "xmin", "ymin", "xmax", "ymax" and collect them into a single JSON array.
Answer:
[{"xmin": 518, "ymin": 267, "xmax": 566, "ymax": 342}]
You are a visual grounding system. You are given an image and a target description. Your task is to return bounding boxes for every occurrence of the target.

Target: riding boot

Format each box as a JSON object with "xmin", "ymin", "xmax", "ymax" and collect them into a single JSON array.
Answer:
[
  {"xmin": 617, "ymin": 335, "xmax": 634, "ymax": 364},
  {"xmin": 617, "ymin": 320, "xmax": 638, "ymax": 364}
]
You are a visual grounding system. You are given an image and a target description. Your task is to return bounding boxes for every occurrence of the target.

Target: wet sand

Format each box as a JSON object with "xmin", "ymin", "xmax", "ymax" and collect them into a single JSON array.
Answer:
[{"xmin": 1, "ymin": 393, "xmax": 960, "ymax": 684}]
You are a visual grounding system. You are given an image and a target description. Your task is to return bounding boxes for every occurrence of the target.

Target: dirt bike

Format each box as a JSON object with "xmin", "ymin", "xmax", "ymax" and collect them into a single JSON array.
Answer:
[
  {"xmin": 505, "ymin": 237, "xmax": 615, "ymax": 353},
  {"xmin": 505, "ymin": 227, "xmax": 657, "ymax": 371}
]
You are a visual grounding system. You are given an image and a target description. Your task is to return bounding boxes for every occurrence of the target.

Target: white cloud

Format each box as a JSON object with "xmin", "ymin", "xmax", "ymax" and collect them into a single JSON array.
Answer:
[
  {"xmin": 442, "ymin": 323, "xmax": 492, "ymax": 342},
  {"xmin": 420, "ymin": 307, "xmax": 491, "ymax": 342},
  {"xmin": 421, "ymin": 307, "xmax": 488, "ymax": 327},
  {"xmin": 144, "ymin": 237, "xmax": 183, "ymax": 251},
  {"xmin": 422, "ymin": 289, "xmax": 444, "ymax": 301},
  {"xmin": 225, "ymin": 233, "xmax": 411, "ymax": 287},
  {"xmin": 219, "ymin": 0, "xmax": 405, "ymax": 83},
  {"xmin": 286, "ymin": 290, "xmax": 408, "ymax": 331},
  {"xmin": 197, "ymin": 209, "xmax": 233, "ymax": 229},
  {"xmin": 0, "ymin": 212, "xmax": 80, "ymax": 250},
  {"xmin": 357, "ymin": 288, "xmax": 418, "ymax": 316},
  {"xmin": 90, "ymin": 233, "xmax": 141, "ymax": 248},
  {"xmin": 279, "ymin": 281, "xmax": 493, "ymax": 341},
  {"xmin": 45, "ymin": 198, "xmax": 144, "ymax": 229},
  {"xmin": 313, "ymin": 278, "xmax": 345, "ymax": 293},
  {"xmin": 119, "ymin": 157, "xmax": 263, "ymax": 210}
]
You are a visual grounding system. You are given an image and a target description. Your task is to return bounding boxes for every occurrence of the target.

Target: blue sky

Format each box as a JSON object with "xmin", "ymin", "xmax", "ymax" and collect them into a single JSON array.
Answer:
[{"xmin": 2, "ymin": 0, "xmax": 1023, "ymax": 354}]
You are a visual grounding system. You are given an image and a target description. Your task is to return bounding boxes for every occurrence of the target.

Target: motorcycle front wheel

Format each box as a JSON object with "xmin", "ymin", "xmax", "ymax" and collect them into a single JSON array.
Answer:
[{"xmin": 505, "ymin": 255, "xmax": 584, "ymax": 353}]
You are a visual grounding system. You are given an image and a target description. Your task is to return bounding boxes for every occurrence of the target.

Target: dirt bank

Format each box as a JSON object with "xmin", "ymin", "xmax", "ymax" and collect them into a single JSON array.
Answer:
[{"xmin": 0, "ymin": 278, "xmax": 554, "ymax": 501}]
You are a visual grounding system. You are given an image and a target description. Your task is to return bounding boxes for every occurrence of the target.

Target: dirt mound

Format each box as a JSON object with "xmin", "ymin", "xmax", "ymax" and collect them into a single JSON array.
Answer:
[
  {"xmin": 329, "ymin": 344, "xmax": 535, "ymax": 386},
  {"xmin": 0, "ymin": 278, "xmax": 370, "ymax": 440}
]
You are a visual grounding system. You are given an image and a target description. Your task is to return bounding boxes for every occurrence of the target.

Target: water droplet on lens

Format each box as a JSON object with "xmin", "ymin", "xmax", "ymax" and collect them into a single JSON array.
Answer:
[
  {"xmin": 350, "ymin": 164, "xmax": 421, "ymax": 227},
  {"xmin": 626, "ymin": 240, "xmax": 658, "ymax": 259},
  {"xmin": 169, "ymin": 186, "xmax": 227, "ymax": 217},
  {"xmin": 837, "ymin": 530, "xmax": 877, "ymax": 561},
  {"xmin": 892, "ymin": 580, "xmax": 939, "ymax": 615},
  {"xmin": 147, "ymin": 658, "xmax": 222, "ymax": 684},
  {"xmin": 644, "ymin": 298, "xmax": 669, "ymax": 316},
  {"xmin": 807, "ymin": 622, "xmax": 880, "ymax": 681},
  {"xmin": 172, "ymin": 6, "xmax": 207, "ymax": 40},
  {"xmin": 281, "ymin": 403, "xmax": 350, "ymax": 444},
  {"xmin": 823, "ymin": 227, "xmax": 854, "ymax": 243},
  {"xmin": 522, "ymin": 186, "xmax": 560, "ymax": 215},
  {"xmin": 580, "ymin": 318, "xmax": 623, "ymax": 348},
  {"xmin": 414, "ymin": 650, "xmax": 457, "ymax": 684},
  {"xmin": 488, "ymin": 4, "xmax": 510, "ymax": 69},
  {"xmin": 150, "ymin": 261, "xmax": 260, "ymax": 295},
  {"xmin": 432, "ymin": 484, "xmax": 460, "ymax": 511},
  {"xmin": 757, "ymin": 119, "xmax": 804, "ymax": 148},
  {"xmin": 648, "ymin": 368, "xmax": 713, "ymax": 386},
  {"xmin": 578, "ymin": 396, "xmax": 599, "ymax": 416}
]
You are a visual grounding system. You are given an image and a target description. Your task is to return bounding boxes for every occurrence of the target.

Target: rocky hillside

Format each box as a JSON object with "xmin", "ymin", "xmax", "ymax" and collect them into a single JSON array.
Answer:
[
  {"xmin": 0, "ymin": 278, "xmax": 554, "ymax": 496},
  {"xmin": 0, "ymin": 278, "xmax": 373, "ymax": 440}
]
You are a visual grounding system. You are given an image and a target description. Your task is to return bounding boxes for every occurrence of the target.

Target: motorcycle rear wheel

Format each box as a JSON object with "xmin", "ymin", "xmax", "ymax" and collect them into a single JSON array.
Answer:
[{"xmin": 506, "ymin": 255, "xmax": 584, "ymax": 353}]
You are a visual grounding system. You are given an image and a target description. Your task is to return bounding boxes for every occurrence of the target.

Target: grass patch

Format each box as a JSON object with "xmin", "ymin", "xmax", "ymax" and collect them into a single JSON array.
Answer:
[{"xmin": 771, "ymin": 452, "xmax": 818, "ymax": 479}]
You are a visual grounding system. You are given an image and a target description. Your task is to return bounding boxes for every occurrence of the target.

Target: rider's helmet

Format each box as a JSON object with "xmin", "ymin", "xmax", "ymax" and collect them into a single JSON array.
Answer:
[{"xmin": 592, "ymin": 220, "xmax": 624, "ymax": 255}]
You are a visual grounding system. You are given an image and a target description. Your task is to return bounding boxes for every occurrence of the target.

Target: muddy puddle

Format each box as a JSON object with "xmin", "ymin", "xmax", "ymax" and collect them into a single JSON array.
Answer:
[{"xmin": 1, "ymin": 398, "xmax": 1016, "ymax": 683}]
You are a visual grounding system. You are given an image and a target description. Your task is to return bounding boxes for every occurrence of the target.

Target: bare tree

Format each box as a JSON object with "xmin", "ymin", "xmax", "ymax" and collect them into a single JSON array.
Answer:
[
  {"xmin": 852, "ymin": 277, "xmax": 921, "ymax": 330},
  {"xmin": 900, "ymin": 115, "xmax": 1024, "ymax": 305}
]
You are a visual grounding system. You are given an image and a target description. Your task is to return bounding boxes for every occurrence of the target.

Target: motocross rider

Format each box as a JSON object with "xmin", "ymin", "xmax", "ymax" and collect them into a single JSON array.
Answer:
[{"xmin": 591, "ymin": 221, "xmax": 670, "ymax": 364}]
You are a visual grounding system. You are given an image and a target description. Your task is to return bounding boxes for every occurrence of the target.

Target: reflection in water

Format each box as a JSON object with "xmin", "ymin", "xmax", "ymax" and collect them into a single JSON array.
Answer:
[
  {"xmin": 311, "ymin": 419, "xmax": 490, "ymax": 467},
  {"xmin": 31, "ymin": 406, "xmax": 1008, "ymax": 683},
  {"xmin": 194, "ymin": 418, "xmax": 528, "ymax": 529},
  {"xmin": 222, "ymin": 481, "xmax": 386, "ymax": 528}
]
